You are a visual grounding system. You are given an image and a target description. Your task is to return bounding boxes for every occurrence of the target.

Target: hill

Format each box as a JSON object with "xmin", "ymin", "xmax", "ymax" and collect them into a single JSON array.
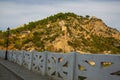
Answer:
[{"xmin": 0, "ymin": 12, "xmax": 120, "ymax": 54}]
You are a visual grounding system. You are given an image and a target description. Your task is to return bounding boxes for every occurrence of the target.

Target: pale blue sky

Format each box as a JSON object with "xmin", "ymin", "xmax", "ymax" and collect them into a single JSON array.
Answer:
[{"xmin": 0, "ymin": 0, "xmax": 120, "ymax": 31}]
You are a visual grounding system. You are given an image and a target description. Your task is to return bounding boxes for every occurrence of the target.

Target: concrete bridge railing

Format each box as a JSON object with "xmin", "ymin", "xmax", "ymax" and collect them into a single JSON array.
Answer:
[{"xmin": 0, "ymin": 50, "xmax": 120, "ymax": 80}]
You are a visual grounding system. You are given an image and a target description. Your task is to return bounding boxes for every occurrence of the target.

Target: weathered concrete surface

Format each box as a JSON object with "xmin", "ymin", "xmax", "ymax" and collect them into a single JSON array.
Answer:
[
  {"xmin": 0, "ymin": 63, "xmax": 23, "ymax": 80},
  {"xmin": 0, "ymin": 58, "xmax": 53, "ymax": 80}
]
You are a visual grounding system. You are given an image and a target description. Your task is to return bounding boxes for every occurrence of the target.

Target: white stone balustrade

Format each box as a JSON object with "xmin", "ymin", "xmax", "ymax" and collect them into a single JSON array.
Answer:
[
  {"xmin": 0, "ymin": 50, "xmax": 5, "ymax": 58},
  {"xmin": 22, "ymin": 51, "xmax": 33, "ymax": 70},
  {"xmin": 0, "ymin": 50, "xmax": 120, "ymax": 80},
  {"xmin": 47, "ymin": 52, "xmax": 75, "ymax": 80},
  {"xmin": 75, "ymin": 53, "xmax": 120, "ymax": 80},
  {"xmin": 16, "ymin": 50, "xmax": 24, "ymax": 66},
  {"xmin": 11, "ymin": 50, "xmax": 17, "ymax": 63},
  {"xmin": 7, "ymin": 50, "xmax": 14, "ymax": 61},
  {"xmin": 31, "ymin": 51, "xmax": 47, "ymax": 75}
]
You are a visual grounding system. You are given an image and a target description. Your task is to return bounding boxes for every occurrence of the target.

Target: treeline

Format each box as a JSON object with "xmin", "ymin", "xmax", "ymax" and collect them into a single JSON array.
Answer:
[{"xmin": 10, "ymin": 12, "xmax": 79, "ymax": 34}]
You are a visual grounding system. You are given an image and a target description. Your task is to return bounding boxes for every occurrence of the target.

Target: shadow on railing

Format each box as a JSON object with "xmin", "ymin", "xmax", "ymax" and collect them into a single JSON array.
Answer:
[{"xmin": 0, "ymin": 50, "xmax": 120, "ymax": 80}]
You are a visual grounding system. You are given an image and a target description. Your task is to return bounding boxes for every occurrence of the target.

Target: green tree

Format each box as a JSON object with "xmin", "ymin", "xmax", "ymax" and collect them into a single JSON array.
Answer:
[{"xmin": 85, "ymin": 15, "xmax": 90, "ymax": 19}]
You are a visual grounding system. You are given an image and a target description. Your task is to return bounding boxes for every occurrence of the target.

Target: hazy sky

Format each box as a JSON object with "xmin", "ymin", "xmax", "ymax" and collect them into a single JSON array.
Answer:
[{"xmin": 0, "ymin": 0, "xmax": 120, "ymax": 31}]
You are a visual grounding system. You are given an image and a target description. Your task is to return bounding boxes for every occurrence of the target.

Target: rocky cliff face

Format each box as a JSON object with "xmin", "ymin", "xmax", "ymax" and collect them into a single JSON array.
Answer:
[
  {"xmin": 82, "ymin": 16, "xmax": 120, "ymax": 40},
  {"xmin": 0, "ymin": 12, "xmax": 120, "ymax": 54}
]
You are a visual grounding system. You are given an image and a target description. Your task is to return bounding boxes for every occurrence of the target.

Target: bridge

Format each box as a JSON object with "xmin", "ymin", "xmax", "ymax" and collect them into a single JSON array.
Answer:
[{"xmin": 0, "ymin": 50, "xmax": 120, "ymax": 80}]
